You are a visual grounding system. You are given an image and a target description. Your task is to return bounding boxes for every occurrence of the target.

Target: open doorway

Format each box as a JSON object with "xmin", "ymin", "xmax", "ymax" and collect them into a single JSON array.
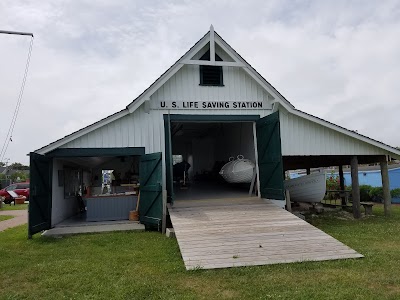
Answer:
[
  {"xmin": 51, "ymin": 155, "xmax": 140, "ymax": 227},
  {"xmin": 170, "ymin": 121, "xmax": 257, "ymax": 201}
]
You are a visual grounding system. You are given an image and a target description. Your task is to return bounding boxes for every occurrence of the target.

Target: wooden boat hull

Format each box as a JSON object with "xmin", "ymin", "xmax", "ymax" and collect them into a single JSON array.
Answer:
[{"xmin": 284, "ymin": 173, "xmax": 326, "ymax": 203}]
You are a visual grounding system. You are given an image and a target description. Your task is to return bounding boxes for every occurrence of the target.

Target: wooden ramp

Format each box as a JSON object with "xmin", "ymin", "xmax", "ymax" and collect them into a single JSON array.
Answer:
[{"xmin": 168, "ymin": 198, "xmax": 363, "ymax": 270}]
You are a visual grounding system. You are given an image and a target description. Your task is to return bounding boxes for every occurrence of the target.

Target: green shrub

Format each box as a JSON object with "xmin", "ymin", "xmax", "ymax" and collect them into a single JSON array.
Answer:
[
  {"xmin": 391, "ymin": 188, "xmax": 400, "ymax": 198},
  {"xmin": 359, "ymin": 185, "xmax": 373, "ymax": 202},
  {"xmin": 338, "ymin": 186, "xmax": 400, "ymax": 202},
  {"xmin": 369, "ymin": 187, "xmax": 384, "ymax": 202}
]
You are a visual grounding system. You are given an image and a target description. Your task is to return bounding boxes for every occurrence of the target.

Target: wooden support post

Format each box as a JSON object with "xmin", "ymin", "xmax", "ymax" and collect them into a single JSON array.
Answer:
[
  {"xmin": 249, "ymin": 169, "xmax": 257, "ymax": 196},
  {"xmin": 306, "ymin": 168, "xmax": 311, "ymax": 175},
  {"xmin": 380, "ymin": 157, "xmax": 391, "ymax": 217},
  {"xmin": 285, "ymin": 189, "xmax": 292, "ymax": 212},
  {"xmin": 339, "ymin": 165, "xmax": 346, "ymax": 206},
  {"xmin": 351, "ymin": 156, "xmax": 361, "ymax": 219},
  {"xmin": 162, "ymin": 190, "xmax": 167, "ymax": 234}
]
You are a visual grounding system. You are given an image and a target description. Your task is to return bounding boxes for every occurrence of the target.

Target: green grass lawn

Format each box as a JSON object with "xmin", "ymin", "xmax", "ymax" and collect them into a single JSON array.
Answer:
[
  {"xmin": 1, "ymin": 205, "xmax": 400, "ymax": 300},
  {"xmin": 0, "ymin": 203, "xmax": 28, "ymax": 211},
  {"xmin": 0, "ymin": 215, "xmax": 13, "ymax": 222}
]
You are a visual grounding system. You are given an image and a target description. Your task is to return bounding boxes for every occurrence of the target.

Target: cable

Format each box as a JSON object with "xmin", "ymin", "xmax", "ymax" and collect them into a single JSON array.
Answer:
[{"xmin": 0, "ymin": 35, "xmax": 34, "ymax": 162}]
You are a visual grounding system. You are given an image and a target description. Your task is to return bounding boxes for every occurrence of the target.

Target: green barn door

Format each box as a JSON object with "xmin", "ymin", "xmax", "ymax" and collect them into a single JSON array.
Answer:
[
  {"xmin": 29, "ymin": 152, "xmax": 52, "ymax": 238},
  {"xmin": 164, "ymin": 115, "xmax": 174, "ymax": 205},
  {"xmin": 256, "ymin": 111, "xmax": 285, "ymax": 200},
  {"xmin": 139, "ymin": 152, "xmax": 163, "ymax": 230}
]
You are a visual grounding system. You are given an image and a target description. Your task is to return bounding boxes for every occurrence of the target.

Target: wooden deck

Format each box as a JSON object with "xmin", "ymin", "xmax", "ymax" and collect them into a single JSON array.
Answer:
[{"xmin": 168, "ymin": 197, "xmax": 363, "ymax": 270}]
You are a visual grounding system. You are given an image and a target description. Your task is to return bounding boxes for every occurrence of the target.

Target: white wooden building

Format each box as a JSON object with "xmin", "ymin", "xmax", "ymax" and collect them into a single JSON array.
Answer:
[{"xmin": 29, "ymin": 26, "xmax": 400, "ymax": 240}]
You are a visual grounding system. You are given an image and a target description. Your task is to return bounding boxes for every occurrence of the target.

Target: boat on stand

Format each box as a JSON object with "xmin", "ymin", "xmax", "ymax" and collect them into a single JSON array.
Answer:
[{"xmin": 284, "ymin": 172, "xmax": 326, "ymax": 203}]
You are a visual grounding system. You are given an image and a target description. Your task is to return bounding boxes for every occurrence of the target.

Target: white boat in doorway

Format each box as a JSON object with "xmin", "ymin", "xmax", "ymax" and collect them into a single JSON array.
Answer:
[
  {"xmin": 284, "ymin": 172, "xmax": 326, "ymax": 203},
  {"xmin": 219, "ymin": 155, "xmax": 255, "ymax": 183}
]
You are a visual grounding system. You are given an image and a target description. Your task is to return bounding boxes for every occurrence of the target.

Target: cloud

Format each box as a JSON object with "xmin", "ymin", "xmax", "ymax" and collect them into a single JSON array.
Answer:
[{"xmin": 0, "ymin": 0, "xmax": 400, "ymax": 164}]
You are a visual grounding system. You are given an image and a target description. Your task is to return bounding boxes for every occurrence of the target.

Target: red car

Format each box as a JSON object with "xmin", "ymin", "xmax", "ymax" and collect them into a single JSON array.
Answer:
[{"xmin": 0, "ymin": 182, "xmax": 30, "ymax": 204}]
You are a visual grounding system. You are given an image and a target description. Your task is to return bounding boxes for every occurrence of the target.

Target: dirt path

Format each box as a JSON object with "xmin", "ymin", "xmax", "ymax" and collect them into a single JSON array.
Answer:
[{"xmin": 0, "ymin": 210, "xmax": 27, "ymax": 232}]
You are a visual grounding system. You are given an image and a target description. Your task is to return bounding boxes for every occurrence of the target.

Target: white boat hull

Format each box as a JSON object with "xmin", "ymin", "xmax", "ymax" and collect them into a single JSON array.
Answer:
[
  {"xmin": 284, "ymin": 173, "xmax": 326, "ymax": 203},
  {"xmin": 219, "ymin": 157, "xmax": 255, "ymax": 184}
]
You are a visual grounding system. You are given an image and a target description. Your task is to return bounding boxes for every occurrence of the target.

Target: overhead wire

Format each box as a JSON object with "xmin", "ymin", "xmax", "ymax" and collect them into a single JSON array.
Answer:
[{"xmin": 0, "ymin": 35, "xmax": 34, "ymax": 163}]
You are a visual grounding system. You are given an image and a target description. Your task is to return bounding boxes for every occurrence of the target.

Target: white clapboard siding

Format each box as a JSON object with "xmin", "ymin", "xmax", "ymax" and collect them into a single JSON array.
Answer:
[
  {"xmin": 61, "ymin": 106, "xmax": 163, "ymax": 153},
  {"xmin": 280, "ymin": 111, "xmax": 384, "ymax": 156},
  {"xmin": 150, "ymin": 64, "xmax": 272, "ymax": 104},
  {"xmin": 58, "ymin": 56, "xmax": 393, "ymax": 159},
  {"xmin": 60, "ymin": 108, "xmax": 271, "ymax": 152},
  {"xmin": 61, "ymin": 64, "xmax": 274, "ymax": 151}
]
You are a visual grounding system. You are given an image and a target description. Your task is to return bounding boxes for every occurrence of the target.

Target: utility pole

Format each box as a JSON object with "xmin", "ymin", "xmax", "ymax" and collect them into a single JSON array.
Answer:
[{"xmin": 0, "ymin": 29, "xmax": 34, "ymax": 162}]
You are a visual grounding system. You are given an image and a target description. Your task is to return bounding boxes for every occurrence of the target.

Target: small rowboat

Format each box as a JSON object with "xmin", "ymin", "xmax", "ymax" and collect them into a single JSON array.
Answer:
[
  {"xmin": 219, "ymin": 155, "xmax": 255, "ymax": 183},
  {"xmin": 284, "ymin": 172, "xmax": 326, "ymax": 203}
]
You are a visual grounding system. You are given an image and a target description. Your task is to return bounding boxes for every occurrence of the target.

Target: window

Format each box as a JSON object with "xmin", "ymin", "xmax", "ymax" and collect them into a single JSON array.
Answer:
[
  {"xmin": 16, "ymin": 183, "xmax": 29, "ymax": 189},
  {"xmin": 5, "ymin": 185, "xmax": 16, "ymax": 191},
  {"xmin": 199, "ymin": 50, "xmax": 224, "ymax": 86}
]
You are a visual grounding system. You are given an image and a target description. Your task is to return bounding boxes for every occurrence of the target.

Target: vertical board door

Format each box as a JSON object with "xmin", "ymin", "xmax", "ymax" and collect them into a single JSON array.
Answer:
[
  {"xmin": 139, "ymin": 152, "xmax": 163, "ymax": 230},
  {"xmin": 164, "ymin": 115, "xmax": 174, "ymax": 204},
  {"xmin": 29, "ymin": 152, "xmax": 52, "ymax": 237},
  {"xmin": 256, "ymin": 111, "xmax": 285, "ymax": 200}
]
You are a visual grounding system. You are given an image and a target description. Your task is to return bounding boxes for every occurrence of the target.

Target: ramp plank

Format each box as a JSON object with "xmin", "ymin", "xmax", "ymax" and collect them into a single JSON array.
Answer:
[{"xmin": 168, "ymin": 198, "xmax": 363, "ymax": 270}]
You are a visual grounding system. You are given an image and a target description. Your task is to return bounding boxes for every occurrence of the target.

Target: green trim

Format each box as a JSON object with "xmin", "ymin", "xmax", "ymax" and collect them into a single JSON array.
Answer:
[
  {"xmin": 162, "ymin": 114, "xmax": 260, "ymax": 203},
  {"xmin": 166, "ymin": 114, "xmax": 260, "ymax": 122},
  {"xmin": 139, "ymin": 152, "xmax": 163, "ymax": 229},
  {"xmin": 48, "ymin": 159, "xmax": 53, "ymax": 228},
  {"xmin": 164, "ymin": 116, "xmax": 174, "ymax": 204},
  {"xmin": 46, "ymin": 147, "xmax": 145, "ymax": 158},
  {"xmin": 28, "ymin": 152, "xmax": 52, "ymax": 238},
  {"xmin": 256, "ymin": 112, "xmax": 285, "ymax": 200}
]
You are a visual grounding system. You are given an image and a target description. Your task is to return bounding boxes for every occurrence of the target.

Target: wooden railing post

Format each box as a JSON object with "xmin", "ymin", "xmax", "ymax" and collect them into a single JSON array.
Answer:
[{"xmin": 285, "ymin": 189, "xmax": 292, "ymax": 212}]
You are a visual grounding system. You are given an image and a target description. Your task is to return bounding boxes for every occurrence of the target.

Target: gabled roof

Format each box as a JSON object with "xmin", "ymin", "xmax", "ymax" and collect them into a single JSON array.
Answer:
[
  {"xmin": 34, "ymin": 26, "xmax": 400, "ymax": 159},
  {"xmin": 125, "ymin": 31, "xmax": 210, "ymax": 111},
  {"xmin": 35, "ymin": 27, "xmax": 297, "ymax": 154},
  {"xmin": 126, "ymin": 28, "xmax": 296, "ymax": 113}
]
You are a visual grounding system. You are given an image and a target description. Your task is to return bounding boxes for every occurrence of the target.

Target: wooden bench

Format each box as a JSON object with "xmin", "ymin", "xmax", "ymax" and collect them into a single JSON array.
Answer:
[{"xmin": 360, "ymin": 202, "xmax": 374, "ymax": 215}]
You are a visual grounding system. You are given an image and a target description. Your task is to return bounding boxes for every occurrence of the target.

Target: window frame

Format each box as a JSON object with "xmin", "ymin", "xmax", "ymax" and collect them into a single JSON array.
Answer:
[
  {"xmin": 199, "ymin": 50, "xmax": 224, "ymax": 87},
  {"xmin": 16, "ymin": 183, "xmax": 29, "ymax": 189},
  {"xmin": 199, "ymin": 65, "xmax": 224, "ymax": 86}
]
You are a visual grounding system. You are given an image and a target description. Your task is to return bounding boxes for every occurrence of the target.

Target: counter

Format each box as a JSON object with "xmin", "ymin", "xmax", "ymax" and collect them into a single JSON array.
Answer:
[{"xmin": 85, "ymin": 194, "xmax": 138, "ymax": 222}]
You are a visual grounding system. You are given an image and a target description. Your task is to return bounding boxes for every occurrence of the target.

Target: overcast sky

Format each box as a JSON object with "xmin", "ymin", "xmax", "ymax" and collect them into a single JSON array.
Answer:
[{"xmin": 1, "ymin": 0, "xmax": 400, "ymax": 165}]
